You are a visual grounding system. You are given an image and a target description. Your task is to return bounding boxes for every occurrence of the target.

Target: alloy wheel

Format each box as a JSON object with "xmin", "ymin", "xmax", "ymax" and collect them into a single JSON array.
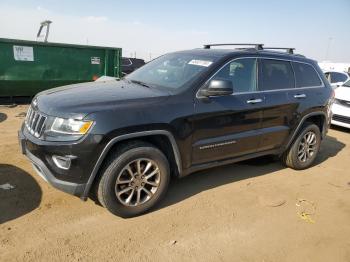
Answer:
[
  {"xmin": 115, "ymin": 158, "xmax": 161, "ymax": 206},
  {"xmin": 297, "ymin": 131, "xmax": 317, "ymax": 162}
]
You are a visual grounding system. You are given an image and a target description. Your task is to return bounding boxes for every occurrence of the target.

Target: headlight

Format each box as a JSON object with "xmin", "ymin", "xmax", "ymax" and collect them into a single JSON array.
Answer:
[{"xmin": 50, "ymin": 117, "xmax": 94, "ymax": 135}]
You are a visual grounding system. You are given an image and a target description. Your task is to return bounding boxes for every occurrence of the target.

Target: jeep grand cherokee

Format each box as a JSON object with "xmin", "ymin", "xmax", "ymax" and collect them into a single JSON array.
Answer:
[{"xmin": 19, "ymin": 44, "xmax": 333, "ymax": 217}]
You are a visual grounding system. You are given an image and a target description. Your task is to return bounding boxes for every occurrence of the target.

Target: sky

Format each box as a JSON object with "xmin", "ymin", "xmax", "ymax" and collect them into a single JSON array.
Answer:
[{"xmin": 0, "ymin": 0, "xmax": 349, "ymax": 62}]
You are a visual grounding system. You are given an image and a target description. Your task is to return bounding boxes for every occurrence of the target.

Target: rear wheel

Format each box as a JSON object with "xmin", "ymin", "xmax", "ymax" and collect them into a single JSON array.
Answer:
[
  {"xmin": 281, "ymin": 123, "xmax": 321, "ymax": 170},
  {"xmin": 97, "ymin": 141, "xmax": 170, "ymax": 217}
]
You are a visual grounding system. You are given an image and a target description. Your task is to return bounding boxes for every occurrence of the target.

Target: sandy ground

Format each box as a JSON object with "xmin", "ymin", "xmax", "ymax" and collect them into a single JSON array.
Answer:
[{"xmin": 0, "ymin": 105, "xmax": 349, "ymax": 262}]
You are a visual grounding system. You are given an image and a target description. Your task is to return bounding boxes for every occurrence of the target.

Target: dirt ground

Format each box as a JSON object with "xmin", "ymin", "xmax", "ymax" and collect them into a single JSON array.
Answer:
[{"xmin": 0, "ymin": 105, "xmax": 349, "ymax": 262}]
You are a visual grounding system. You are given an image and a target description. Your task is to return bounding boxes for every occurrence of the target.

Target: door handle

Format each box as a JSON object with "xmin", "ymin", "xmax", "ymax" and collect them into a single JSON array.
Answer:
[
  {"xmin": 294, "ymin": 94, "xmax": 306, "ymax": 99},
  {"xmin": 246, "ymin": 98, "xmax": 263, "ymax": 104}
]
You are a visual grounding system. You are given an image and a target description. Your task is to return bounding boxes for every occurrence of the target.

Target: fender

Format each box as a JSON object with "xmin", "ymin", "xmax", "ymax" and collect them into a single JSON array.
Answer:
[
  {"xmin": 283, "ymin": 111, "xmax": 327, "ymax": 152},
  {"xmin": 81, "ymin": 130, "xmax": 182, "ymax": 200}
]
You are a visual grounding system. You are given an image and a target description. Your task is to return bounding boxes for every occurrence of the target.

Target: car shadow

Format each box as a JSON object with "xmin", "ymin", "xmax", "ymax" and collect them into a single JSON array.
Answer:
[
  {"xmin": 156, "ymin": 135, "xmax": 345, "ymax": 211},
  {"xmin": 0, "ymin": 112, "xmax": 7, "ymax": 123},
  {"xmin": 315, "ymin": 135, "xmax": 346, "ymax": 165},
  {"xmin": 0, "ymin": 164, "xmax": 42, "ymax": 224}
]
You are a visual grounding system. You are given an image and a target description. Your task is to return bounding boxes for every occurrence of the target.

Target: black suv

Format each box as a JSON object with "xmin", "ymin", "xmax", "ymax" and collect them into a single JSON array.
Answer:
[
  {"xmin": 19, "ymin": 44, "xmax": 333, "ymax": 217},
  {"xmin": 121, "ymin": 57, "xmax": 146, "ymax": 75}
]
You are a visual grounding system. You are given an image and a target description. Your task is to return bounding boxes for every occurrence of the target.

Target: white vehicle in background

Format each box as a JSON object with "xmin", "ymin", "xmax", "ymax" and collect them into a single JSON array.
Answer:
[
  {"xmin": 332, "ymin": 79, "xmax": 350, "ymax": 129},
  {"xmin": 324, "ymin": 71, "xmax": 350, "ymax": 89},
  {"xmin": 318, "ymin": 62, "xmax": 350, "ymax": 74}
]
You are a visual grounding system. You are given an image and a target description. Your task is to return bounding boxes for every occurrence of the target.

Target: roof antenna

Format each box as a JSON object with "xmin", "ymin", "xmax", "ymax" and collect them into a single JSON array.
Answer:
[{"xmin": 37, "ymin": 20, "xmax": 52, "ymax": 42}]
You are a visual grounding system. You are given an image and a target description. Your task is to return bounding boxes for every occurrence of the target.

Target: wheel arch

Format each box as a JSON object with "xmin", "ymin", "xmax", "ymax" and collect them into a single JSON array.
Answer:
[
  {"xmin": 81, "ymin": 130, "xmax": 182, "ymax": 200},
  {"xmin": 283, "ymin": 111, "xmax": 327, "ymax": 153}
]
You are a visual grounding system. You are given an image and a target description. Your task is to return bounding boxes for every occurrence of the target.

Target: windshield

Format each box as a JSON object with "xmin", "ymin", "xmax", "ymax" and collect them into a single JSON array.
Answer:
[
  {"xmin": 125, "ymin": 53, "xmax": 216, "ymax": 90},
  {"xmin": 343, "ymin": 79, "xmax": 350, "ymax": 87}
]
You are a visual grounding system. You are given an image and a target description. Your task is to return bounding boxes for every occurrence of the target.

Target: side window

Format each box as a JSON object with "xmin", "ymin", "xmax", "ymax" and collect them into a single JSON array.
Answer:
[
  {"xmin": 330, "ymin": 72, "xmax": 347, "ymax": 83},
  {"xmin": 212, "ymin": 58, "xmax": 257, "ymax": 93},
  {"xmin": 292, "ymin": 62, "xmax": 322, "ymax": 87},
  {"xmin": 260, "ymin": 59, "xmax": 295, "ymax": 90}
]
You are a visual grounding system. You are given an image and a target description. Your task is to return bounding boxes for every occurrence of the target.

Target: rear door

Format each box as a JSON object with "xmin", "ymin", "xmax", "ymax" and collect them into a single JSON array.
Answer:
[
  {"xmin": 191, "ymin": 58, "xmax": 265, "ymax": 165},
  {"xmin": 288, "ymin": 61, "xmax": 325, "ymax": 119},
  {"xmin": 258, "ymin": 58, "xmax": 297, "ymax": 151}
]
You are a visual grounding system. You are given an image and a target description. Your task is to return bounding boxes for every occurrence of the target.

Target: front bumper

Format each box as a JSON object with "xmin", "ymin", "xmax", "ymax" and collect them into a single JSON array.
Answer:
[
  {"xmin": 331, "ymin": 103, "xmax": 350, "ymax": 129},
  {"xmin": 18, "ymin": 125, "xmax": 104, "ymax": 198}
]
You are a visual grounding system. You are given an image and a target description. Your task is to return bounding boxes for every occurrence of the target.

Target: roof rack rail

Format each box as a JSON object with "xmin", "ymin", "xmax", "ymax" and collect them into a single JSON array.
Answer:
[
  {"xmin": 263, "ymin": 47, "xmax": 295, "ymax": 54},
  {"xmin": 203, "ymin": 43, "xmax": 264, "ymax": 50}
]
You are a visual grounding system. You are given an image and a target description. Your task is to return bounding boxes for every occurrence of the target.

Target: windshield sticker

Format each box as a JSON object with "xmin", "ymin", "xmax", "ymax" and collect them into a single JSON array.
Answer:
[{"xmin": 188, "ymin": 59, "xmax": 213, "ymax": 67}]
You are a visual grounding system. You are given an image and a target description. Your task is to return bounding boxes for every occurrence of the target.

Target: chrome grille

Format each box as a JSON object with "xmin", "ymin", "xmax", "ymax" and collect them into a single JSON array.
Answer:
[{"xmin": 25, "ymin": 106, "xmax": 47, "ymax": 138}]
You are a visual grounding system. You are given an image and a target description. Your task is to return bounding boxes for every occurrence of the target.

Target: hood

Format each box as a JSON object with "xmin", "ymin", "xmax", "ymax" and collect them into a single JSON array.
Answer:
[
  {"xmin": 35, "ymin": 80, "xmax": 170, "ymax": 119},
  {"xmin": 335, "ymin": 86, "xmax": 350, "ymax": 102}
]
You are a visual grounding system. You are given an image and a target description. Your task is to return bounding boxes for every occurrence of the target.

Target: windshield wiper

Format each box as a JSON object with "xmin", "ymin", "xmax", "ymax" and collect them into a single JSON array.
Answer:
[{"xmin": 129, "ymin": 79, "xmax": 151, "ymax": 88}]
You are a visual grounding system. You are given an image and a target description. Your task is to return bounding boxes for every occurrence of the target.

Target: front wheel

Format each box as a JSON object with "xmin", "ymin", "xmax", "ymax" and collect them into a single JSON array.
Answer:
[
  {"xmin": 281, "ymin": 123, "xmax": 321, "ymax": 170},
  {"xmin": 97, "ymin": 142, "xmax": 170, "ymax": 217}
]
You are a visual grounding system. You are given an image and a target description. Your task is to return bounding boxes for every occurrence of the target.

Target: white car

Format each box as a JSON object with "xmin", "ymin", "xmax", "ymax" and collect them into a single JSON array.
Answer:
[
  {"xmin": 332, "ymin": 79, "xmax": 350, "ymax": 128},
  {"xmin": 324, "ymin": 71, "xmax": 350, "ymax": 89}
]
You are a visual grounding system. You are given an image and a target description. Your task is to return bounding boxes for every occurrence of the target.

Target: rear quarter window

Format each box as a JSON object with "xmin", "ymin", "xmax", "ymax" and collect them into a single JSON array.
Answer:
[{"xmin": 292, "ymin": 62, "xmax": 322, "ymax": 87}]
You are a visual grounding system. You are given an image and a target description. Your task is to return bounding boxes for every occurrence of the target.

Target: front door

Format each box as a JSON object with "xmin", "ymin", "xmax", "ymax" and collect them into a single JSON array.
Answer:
[{"xmin": 191, "ymin": 58, "xmax": 265, "ymax": 165}]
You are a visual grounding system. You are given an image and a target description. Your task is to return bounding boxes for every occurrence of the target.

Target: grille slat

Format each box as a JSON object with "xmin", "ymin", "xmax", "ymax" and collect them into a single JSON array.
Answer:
[
  {"xmin": 336, "ymin": 99, "xmax": 350, "ymax": 108},
  {"xmin": 332, "ymin": 114, "xmax": 350, "ymax": 124},
  {"xmin": 28, "ymin": 109, "xmax": 35, "ymax": 127},
  {"xmin": 29, "ymin": 112, "xmax": 37, "ymax": 134},
  {"xmin": 33, "ymin": 114, "xmax": 41, "ymax": 134},
  {"xmin": 32, "ymin": 113, "xmax": 39, "ymax": 131},
  {"xmin": 30, "ymin": 111, "xmax": 36, "ymax": 128},
  {"xmin": 37, "ymin": 116, "xmax": 47, "ymax": 136},
  {"xmin": 25, "ymin": 107, "xmax": 32, "ymax": 123},
  {"xmin": 25, "ymin": 106, "xmax": 47, "ymax": 138}
]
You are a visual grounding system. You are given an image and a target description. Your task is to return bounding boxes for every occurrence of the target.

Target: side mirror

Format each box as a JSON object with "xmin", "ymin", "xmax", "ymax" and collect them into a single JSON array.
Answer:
[{"xmin": 199, "ymin": 79, "xmax": 233, "ymax": 97}]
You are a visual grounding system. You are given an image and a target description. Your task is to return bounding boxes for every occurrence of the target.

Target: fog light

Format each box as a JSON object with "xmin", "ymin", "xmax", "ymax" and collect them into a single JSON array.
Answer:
[{"xmin": 52, "ymin": 155, "xmax": 72, "ymax": 170}]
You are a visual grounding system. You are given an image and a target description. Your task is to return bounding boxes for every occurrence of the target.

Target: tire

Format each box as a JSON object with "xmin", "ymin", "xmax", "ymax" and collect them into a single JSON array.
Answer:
[
  {"xmin": 97, "ymin": 141, "xmax": 170, "ymax": 218},
  {"xmin": 281, "ymin": 123, "xmax": 321, "ymax": 170}
]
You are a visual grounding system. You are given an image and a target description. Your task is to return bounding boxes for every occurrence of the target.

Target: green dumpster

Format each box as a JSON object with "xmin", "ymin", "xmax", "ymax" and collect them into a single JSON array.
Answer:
[{"xmin": 0, "ymin": 38, "xmax": 122, "ymax": 98}]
